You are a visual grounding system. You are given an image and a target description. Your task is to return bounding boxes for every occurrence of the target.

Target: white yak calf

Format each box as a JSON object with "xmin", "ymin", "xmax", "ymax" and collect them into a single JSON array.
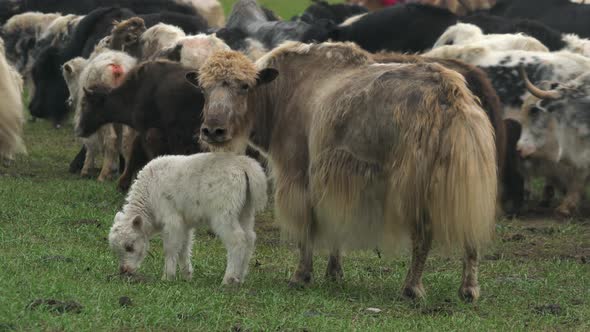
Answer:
[{"xmin": 109, "ymin": 153, "xmax": 267, "ymax": 284}]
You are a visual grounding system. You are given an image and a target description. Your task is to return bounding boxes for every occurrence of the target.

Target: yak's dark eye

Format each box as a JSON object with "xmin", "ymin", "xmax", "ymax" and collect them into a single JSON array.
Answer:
[
  {"xmin": 222, "ymin": 81, "xmax": 229, "ymax": 87},
  {"xmin": 445, "ymin": 39, "xmax": 454, "ymax": 45},
  {"xmin": 240, "ymin": 84, "xmax": 249, "ymax": 91},
  {"xmin": 124, "ymin": 244, "xmax": 134, "ymax": 253},
  {"xmin": 530, "ymin": 106, "xmax": 542, "ymax": 116}
]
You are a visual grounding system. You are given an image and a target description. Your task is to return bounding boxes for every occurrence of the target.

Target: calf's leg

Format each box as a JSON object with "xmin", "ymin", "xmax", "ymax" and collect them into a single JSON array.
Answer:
[
  {"xmin": 459, "ymin": 245, "xmax": 480, "ymax": 302},
  {"xmin": 178, "ymin": 228, "xmax": 194, "ymax": 281},
  {"xmin": 161, "ymin": 216, "xmax": 185, "ymax": 281},
  {"xmin": 212, "ymin": 215, "xmax": 249, "ymax": 285},
  {"xmin": 238, "ymin": 209, "xmax": 257, "ymax": 280}
]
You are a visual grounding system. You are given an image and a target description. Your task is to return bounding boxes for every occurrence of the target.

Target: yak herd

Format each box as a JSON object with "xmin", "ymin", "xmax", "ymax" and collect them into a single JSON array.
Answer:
[{"xmin": 1, "ymin": 0, "xmax": 590, "ymax": 302}]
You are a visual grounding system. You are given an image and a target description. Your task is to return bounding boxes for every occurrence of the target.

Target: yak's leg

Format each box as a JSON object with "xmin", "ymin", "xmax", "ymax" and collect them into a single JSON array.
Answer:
[
  {"xmin": 325, "ymin": 248, "xmax": 343, "ymax": 282},
  {"xmin": 80, "ymin": 144, "xmax": 95, "ymax": 178},
  {"xmin": 539, "ymin": 184, "xmax": 555, "ymax": 208},
  {"xmin": 214, "ymin": 215, "xmax": 249, "ymax": 285},
  {"xmin": 289, "ymin": 239, "xmax": 314, "ymax": 287},
  {"xmin": 555, "ymin": 186, "xmax": 582, "ymax": 218},
  {"xmin": 459, "ymin": 245, "xmax": 480, "ymax": 302},
  {"xmin": 402, "ymin": 220, "xmax": 432, "ymax": 300},
  {"xmin": 98, "ymin": 126, "xmax": 118, "ymax": 182},
  {"xmin": 68, "ymin": 145, "xmax": 86, "ymax": 174},
  {"xmin": 117, "ymin": 135, "xmax": 147, "ymax": 192}
]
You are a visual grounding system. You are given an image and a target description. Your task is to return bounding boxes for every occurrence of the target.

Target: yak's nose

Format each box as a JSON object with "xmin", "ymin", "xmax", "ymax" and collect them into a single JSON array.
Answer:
[{"xmin": 201, "ymin": 125, "xmax": 227, "ymax": 142}]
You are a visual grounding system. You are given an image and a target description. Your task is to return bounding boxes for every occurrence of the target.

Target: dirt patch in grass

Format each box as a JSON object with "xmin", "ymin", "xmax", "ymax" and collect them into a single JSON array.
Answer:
[
  {"xmin": 495, "ymin": 218, "xmax": 590, "ymax": 263},
  {"xmin": 533, "ymin": 304, "xmax": 563, "ymax": 316},
  {"xmin": 26, "ymin": 299, "xmax": 83, "ymax": 314},
  {"xmin": 70, "ymin": 219, "xmax": 101, "ymax": 227},
  {"xmin": 39, "ymin": 255, "xmax": 74, "ymax": 263}
]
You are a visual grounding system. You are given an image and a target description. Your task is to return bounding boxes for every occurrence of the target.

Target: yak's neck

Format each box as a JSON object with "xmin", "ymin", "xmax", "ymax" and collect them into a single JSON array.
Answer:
[
  {"xmin": 104, "ymin": 88, "xmax": 134, "ymax": 127},
  {"xmin": 248, "ymin": 85, "xmax": 277, "ymax": 152}
]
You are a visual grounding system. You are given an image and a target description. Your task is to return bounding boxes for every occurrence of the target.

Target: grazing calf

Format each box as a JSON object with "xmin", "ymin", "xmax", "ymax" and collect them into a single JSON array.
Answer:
[
  {"xmin": 109, "ymin": 153, "xmax": 267, "ymax": 284},
  {"xmin": 433, "ymin": 23, "xmax": 549, "ymax": 52},
  {"xmin": 516, "ymin": 69, "xmax": 590, "ymax": 215},
  {"xmin": 76, "ymin": 60, "xmax": 205, "ymax": 191},
  {"xmin": 192, "ymin": 43, "xmax": 497, "ymax": 301},
  {"xmin": 0, "ymin": 38, "xmax": 25, "ymax": 160},
  {"xmin": 62, "ymin": 51, "xmax": 137, "ymax": 181}
]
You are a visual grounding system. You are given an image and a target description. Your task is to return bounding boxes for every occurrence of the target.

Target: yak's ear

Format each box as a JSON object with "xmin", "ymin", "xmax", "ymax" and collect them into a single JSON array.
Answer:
[
  {"xmin": 131, "ymin": 215, "xmax": 142, "ymax": 230},
  {"xmin": 83, "ymin": 87, "xmax": 107, "ymax": 105},
  {"xmin": 256, "ymin": 68, "xmax": 278, "ymax": 86},
  {"xmin": 185, "ymin": 71, "xmax": 200, "ymax": 88}
]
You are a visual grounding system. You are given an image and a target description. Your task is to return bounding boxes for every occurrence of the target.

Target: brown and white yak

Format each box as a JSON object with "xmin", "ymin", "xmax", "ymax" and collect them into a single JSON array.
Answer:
[{"xmin": 189, "ymin": 41, "xmax": 497, "ymax": 301}]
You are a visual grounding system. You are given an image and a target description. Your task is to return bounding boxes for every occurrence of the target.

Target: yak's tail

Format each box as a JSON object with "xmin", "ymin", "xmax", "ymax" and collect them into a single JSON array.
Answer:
[{"xmin": 427, "ymin": 65, "xmax": 497, "ymax": 251}]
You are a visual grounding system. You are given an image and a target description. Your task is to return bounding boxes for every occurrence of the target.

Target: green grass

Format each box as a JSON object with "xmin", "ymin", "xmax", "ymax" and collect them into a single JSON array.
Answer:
[{"xmin": 1, "ymin": 2, "xmax": 590, "ymax": 331}]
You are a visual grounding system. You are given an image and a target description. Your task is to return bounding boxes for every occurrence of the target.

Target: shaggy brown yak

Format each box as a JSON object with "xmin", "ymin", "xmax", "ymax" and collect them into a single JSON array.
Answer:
[{"xmin": 189, "ymin": 42, "xmax": 497, "ymax": 301}]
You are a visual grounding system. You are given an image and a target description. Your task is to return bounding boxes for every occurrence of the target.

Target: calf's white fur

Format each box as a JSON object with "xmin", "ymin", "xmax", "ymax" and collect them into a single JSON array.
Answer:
[{"xmin": 109, "ymin": 153, "xmax": 267, "ymax": 284}]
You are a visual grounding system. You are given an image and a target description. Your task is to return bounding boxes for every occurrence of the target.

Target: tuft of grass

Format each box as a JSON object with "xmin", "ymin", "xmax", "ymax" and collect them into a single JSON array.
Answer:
[{"xmin": 1, "ymin": 2, "xmax": 589, "ymax": 331}]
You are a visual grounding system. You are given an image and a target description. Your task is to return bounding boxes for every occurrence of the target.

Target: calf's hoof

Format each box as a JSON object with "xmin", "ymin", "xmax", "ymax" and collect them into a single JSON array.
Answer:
[
  {"xmin": 222, "ymin": 276, "xmax": 242, "ymax": 286},
  {"xmin": 459, "ymin": 285, "xmax": 480, "ymax": 303},
  {"xmin": 401, "ymin": 284, "xmax": 426, "ymax": 301},
  {"xmin": 181, "ymin": 269, "xmax": 193, "ymax": 281},
  {"xmin": 161, "ymin": 273, "xmax": 176, "ymax": 282}
]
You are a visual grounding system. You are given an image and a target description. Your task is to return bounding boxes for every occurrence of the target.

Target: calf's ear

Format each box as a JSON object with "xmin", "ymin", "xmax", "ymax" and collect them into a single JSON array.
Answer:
[
  {"xmin": 185, "ymin": 71, "xmax": 200, "ymax": 88},
  {"xmin": 132, "ymin": 215, "xmax": 142, "ymax": 230},
  {"xmin": 256, "ymin": 68, "xmax": 278, "ymax": 87}
]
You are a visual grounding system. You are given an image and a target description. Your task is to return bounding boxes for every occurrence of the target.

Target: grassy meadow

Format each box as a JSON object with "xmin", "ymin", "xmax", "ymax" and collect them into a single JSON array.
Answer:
[{"xmin": 1, "ymin": 1, "xmax": 589, "ymax": 331}]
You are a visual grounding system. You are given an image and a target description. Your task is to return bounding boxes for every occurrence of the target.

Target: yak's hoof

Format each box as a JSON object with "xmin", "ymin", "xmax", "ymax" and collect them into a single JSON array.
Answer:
[
  {"xmin": 325, "ymin": 266, "xmax": 344, "ymax": 283},
  {"xmin": 117, "ymin": 179, "xmax": 131, "ymax": 192},
  {"xmin": 554, "ymin": 206, "xmax": 572, "ymax": 219},
  {"xmin": 288, "ymin": 272, "xmax": 312, "ymax": 289},
  {"xmin": 401, "ymin": 284, "xmax": 426, "ymax": 301},
  {"xmin": 459, "ymin": 285, "xmax": 480, "ymax": 303}
]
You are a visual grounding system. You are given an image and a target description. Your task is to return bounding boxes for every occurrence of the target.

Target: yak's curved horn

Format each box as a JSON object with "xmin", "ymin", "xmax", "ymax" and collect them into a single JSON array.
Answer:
[{"xmin": 519, "ymin": 65, "xmax": 561, "ymax": 100}]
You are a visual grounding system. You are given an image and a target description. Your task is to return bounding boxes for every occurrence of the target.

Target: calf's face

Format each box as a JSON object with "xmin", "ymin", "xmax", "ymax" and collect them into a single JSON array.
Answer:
[{"xmin": 109, "ymin": 213, "xmax": 149, "ymax": 275}]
